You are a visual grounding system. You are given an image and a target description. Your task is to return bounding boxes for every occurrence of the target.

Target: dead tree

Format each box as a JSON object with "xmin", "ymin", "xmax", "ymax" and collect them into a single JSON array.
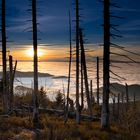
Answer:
[
  {"xmin": 125, "ymin": 83, "xmax": 129, "ymax": 108},
  {"xmin": 90, "ymin": 80, "xmax": 93, "ymax": 106},
  {"xmin": 75, "ymin": 0, "xmax": 80, "ymax": 124},
  {"xmin": 12, "ymin": 61, "xmax": 17, "ymax": 84},
  {"xmin": 9, "ymin": 56, "xmax": 17, "ymax": 112},
  {"xmin": 133, "ymin": 92, "xmax": 136, "ymax": 107},
  {"xmin": 68, "ymin": 98, "xmax": 74, "ymax": 111},
  {"xmin": 80, "ymin": 35, "xmax": 84, "ymax": 112},
  {"xmin": 1, "ymin": 0, "xmax": 8, "ymax": 113},
  {"xmin": 96, "ymin": 57, "xmax": 99, "ymax": 105},
  {"xmin": 121, "ymin": 92, "xmax": 124, "ymax": 104},
  {"xmin": 79, "ymin": 28, "xmax": 93, "ymax": 117},
  {"xmin": 80, "ymin": 58, "xmax": 84, "ymax": 111},
  {"xmin": 121, "ymin": 92, "xmax": 124, "ymax": 113},
  {"xmin": 101, "ymin": 0, "xmax": 139, "ymax": 127},
  {"xmin": 117, "ymin": 93, "xmax": 120, "ymax": 119},
  {"xmin": 112, "ymin": 96, "xmax": 115, "ymax": 117},
  {"xmin": 65, "ymin": 11, "xmax": 72, "ymax": 123},
  {"xmin": 9, "ymin": 56, "xmax": 13, "ymax": 111},
  {"xmin": 32, "ymin": 0, "xmax": 39, "ymax": 128},
  {"xmin": 101, "ymin": 0, "xmax": 110, "ymax": 129}
]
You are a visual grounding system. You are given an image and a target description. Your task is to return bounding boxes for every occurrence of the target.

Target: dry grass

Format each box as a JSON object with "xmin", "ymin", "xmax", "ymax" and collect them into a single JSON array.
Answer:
[
  {"xmin": 0, "ymin": 114, "xmax": 139, "ymax": 140},
  {"xmin": 0, "ymin": 96, "xmax": 139, "ymax": 140}
]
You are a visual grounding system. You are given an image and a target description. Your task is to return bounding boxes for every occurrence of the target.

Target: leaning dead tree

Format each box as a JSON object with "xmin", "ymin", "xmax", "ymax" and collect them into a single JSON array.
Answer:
[
  {"xmin": 31, "ymin": 0, "xmax": 39, "ymax": 128},
  {"xmin": 79, "ymin": 28, "xmax": 93, "ymax": 117},
  {"xmin": 101, "ymin": 0, "xmax": 110, "ymax": 129},
  {"xmin": 1, "ymin": 0, "xmax": 8, "ymax": 113}
]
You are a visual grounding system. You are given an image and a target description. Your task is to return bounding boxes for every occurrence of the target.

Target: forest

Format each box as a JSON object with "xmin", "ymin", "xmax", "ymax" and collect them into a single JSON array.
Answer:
[{"xmin": 0, "ymin": 0, "xmax": 140, "ymax": 140}]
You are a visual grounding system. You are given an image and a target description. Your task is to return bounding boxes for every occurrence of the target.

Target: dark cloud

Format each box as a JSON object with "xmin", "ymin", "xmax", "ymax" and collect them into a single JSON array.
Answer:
[{"xmin": 0, "ymin": 0, "xmax": 140, "ymax": 49}]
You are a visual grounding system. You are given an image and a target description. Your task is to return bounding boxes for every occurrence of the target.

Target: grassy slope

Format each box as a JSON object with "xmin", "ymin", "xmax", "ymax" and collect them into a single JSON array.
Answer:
[
  {"xmin": 0, "ymin": 93, "xmax": 139, "ymax": 140},
  {"xmin": 98, "ymin": 83, "xmax": 140, "ymax": 100},
  {"xmin": 0, "ymin": 114, "xmax": 139, "ymax": 140}
]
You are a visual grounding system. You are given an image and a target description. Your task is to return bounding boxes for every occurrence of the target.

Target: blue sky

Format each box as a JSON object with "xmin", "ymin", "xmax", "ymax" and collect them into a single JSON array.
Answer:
[{"xmin": 0, "ymin": 0, "xmax": 140, "ymax": 60}]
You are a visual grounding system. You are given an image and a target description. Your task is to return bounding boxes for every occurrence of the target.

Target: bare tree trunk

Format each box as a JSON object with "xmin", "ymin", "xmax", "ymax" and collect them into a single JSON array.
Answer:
[
  {"xmin": 90, "ymin": 80, "xmax": 93, "ymax": 106},
  {"xmin": 11, "ymin": 60, "xmax": 17, "ymax": 109},
  {"xmin": 65, "ymin": 11, "xmax": 72, "ymax": 123},
  {"xmin": 79, "ymin": 29, "xmax": 93, "ymax": 117},
  {"xmin": 96, "ymin": 57, "xmax": 99, "ymax": 105},
  {"xmin": 121, "ymin": 92, "xmax": 124, "ymax": 113},
  {"xmin": 117, "ymin": 94, "xmax": 120, "ymax": 119},
  {"xmin": 121, "ymin": 92, "xmax": 124, "ymax": 104},
  {"xmin": 12, "ymin": 61, "xmax": 17, "ymax": 84},
  {"xmin": 112, "ymin": 96, "xmax": 115, "ymax": 117},
  {"xmin": 9, "ymin": 56, "xmax": 13, "ymax": 112},
  {"xmin": 125, "ymin": 83, "xmax": 129, "ymax": 107},
  {"xmin": 75, "ymin": 0, "xmax": 80, "ymax": 124},
  {"xmin": 133, "ymin": 92, "xmax": 136, "ymax": 108},
  {"xmin": 101, "ymin": 0, "xmax": 110, "ymax": 129},
  {"xmin": 1, "ymin": 0, "xmax": 8, "ymax": 113},
  {"xmin": 80, "ymin": 54, "xmax": 84, "ymax": 111},
  {"xmin": 9, "ymin": 57, "xmax": 17, "ymax": 112},
  {"xmin": 32, "ymin": 0, "xmax": 39, "ymax": 128},
  {"xmin": 62, "ymin": 81, "xmax": 65, "ymax": 109}
]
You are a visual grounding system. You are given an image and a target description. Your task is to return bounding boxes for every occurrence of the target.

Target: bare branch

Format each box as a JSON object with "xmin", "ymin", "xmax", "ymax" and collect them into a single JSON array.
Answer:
[
  {"xmin": 110, "ymin": 77, "xmax": 122, "ymax": 83},
  {"xmin": 110, "ymin": 64, "xmax": 122, "ymax": 69},
  {"xmin": 110, "ymin": 70, "xmax": 126, "ymax": 80},
  {"xmin": 110, "ymin": 52, "xmax": 140, "ymax": 64},
  {"xmin": 110, "ymin": 33, "xmax": 123, "ymax": 38}
]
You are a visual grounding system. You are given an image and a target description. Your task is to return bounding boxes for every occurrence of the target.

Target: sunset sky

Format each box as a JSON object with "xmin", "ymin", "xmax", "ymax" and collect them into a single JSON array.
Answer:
[{"xmin": 0, "ymin": 0, "xmax": 140, "ymax": 61}]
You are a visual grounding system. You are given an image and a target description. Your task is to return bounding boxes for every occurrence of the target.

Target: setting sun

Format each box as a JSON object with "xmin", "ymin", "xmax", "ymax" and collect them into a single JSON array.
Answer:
[{"xmin": 25, "ymin": 48, "xmax": 44, "ymax": 57}]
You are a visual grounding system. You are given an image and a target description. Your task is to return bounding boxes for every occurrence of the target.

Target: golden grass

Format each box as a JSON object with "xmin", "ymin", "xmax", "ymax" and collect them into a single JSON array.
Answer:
[
  {"xmin": 0, "ymin": 114, "xmax": 140, "ymax": 140},
  {"xmin": 0, "ymin": 100, "xmax": 140, "ymax": 140}
]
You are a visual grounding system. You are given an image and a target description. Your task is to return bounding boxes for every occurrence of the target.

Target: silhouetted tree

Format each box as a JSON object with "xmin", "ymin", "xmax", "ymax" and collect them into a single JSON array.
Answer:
[
  {"xmin": 80, "ymin": 53, "xmax": 84, "ymax": 111},
  {"xmin": 121, "ymin": 92, "xmax": 124, "ymax": 104},
  {"xmin": 125, "ymin": 83, "xmax": 129, "ymax": 107},
  {"xmin": 75, "ymin": 0, "xmax": 80, "ymax": 124},
  {"xmin": 112, "ymin": 96, "xmax": 115, "ymax": 117},
  {"xmin": 90, "ymin": 80, "xmax": 94, "ymax": 106},
  {"xmin": 55, "ymin": 90, "xmax": 64, "ymax": 109},
  {"xmin": 31, "ymin": 0, "xmax": 39, "ymax": 128},
  {"xmin": 38, "ymin": 87, "xmax": 48, "ymax": 107},
  {"xmin": 117, "ymin": 93, "xmax": 120, "ymax": 119},
  {"xmin": 96, "ymin": 57, "xmax": 100, "ymax": 105},
  {"xmin": 65, "ymin": 11, "xmax": 72, "ymax": 123},
  {"xmin": 9, "ymin": 56, "xmax": 13, "ymax": 112},
  {"xmin": 1, "ymin": 0, "xmax": 8, "ymax": 113},
  {"xmin": 133, "ymin": 92, "xmax": 136, "ymax": 108},
  {"xmin": 101, "ymin": 0, "xmax": 110, "ymax": 129}
]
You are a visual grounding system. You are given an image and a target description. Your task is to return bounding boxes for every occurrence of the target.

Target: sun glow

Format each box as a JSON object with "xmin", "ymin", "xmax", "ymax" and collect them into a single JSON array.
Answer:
[{"xmin": 25, "ymin": 48, "xmax": 44, "ymax": 57}]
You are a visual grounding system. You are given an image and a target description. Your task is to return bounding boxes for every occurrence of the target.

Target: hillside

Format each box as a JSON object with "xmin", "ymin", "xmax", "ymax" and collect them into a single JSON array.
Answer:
[
  {"xmin": 98, "ymin": 83, "xmax": 140, "ymax": 100},
  {"xmin": 0, "ymin": 71, "xmax": 67, "ymax": 79}
]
